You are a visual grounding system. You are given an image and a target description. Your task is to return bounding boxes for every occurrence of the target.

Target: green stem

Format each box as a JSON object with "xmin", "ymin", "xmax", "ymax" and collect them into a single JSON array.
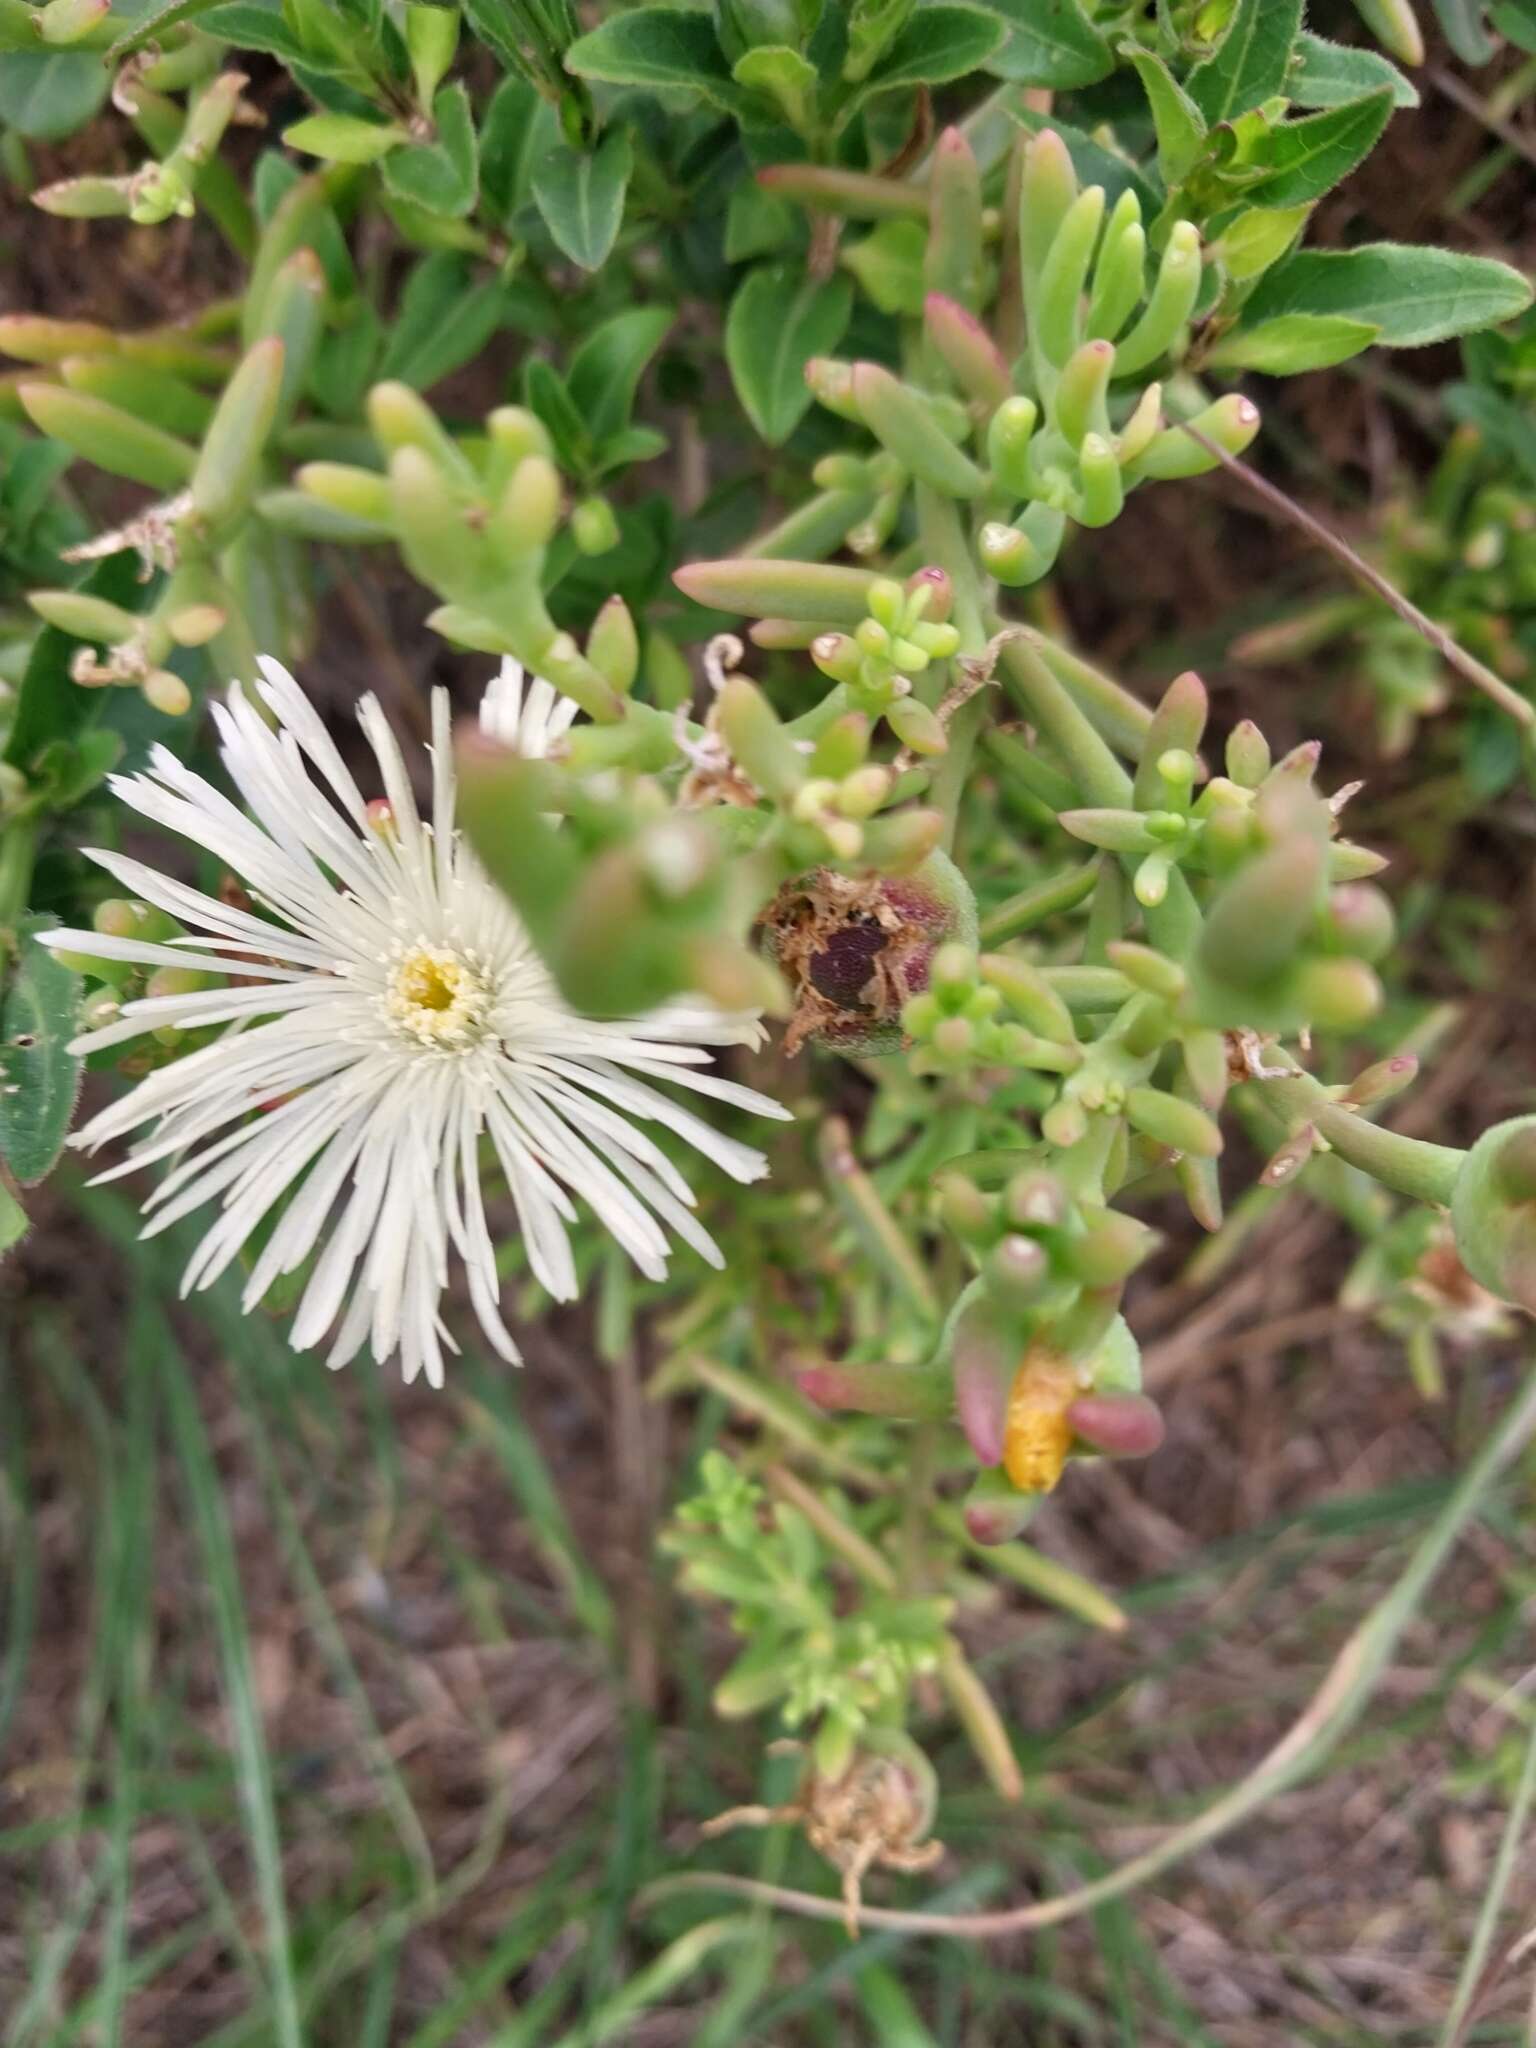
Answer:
[
  {"xmin": 0, "ymin": 815, "xmax": 39, "ymax": 951},
  {"xmin": 1256, "ymin": 1065, "xmax": 1465, "ymax": 1208},
  {"xmin": 819, "ymin": 1116, "xmax": 941, "ymax": 1328},
  {"xmin": 979, "ymin": 860, "xmax": 1100, "ymax": 946},
  {"xmin": 763, "ymin": 1466, "xmax": 896, "ymax": 1592}
]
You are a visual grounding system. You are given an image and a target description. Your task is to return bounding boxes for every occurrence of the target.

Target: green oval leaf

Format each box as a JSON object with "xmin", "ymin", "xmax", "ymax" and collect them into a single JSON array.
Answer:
[
  {"xmin": 1187, "ymin": 0, "xmax": 1303, "ymax": 125},
  {"xmin": 531, "ymin": 128, "xmax": 634, "ymax": 272},
  {"xmin": 1206, "ymin": 311, "xmax": 1380, "ymax": 373},
  {"xmin": 568, "ymin": 306, "xmax": 675, "ymax": 444},
  {"xmin": 0, "ymin": 49, "xmax": 109, "ymax": 141},
  {"xmin": 984, "ymin": 0, "xmax": 1112, "ymax": 87},
  {"xmin": 854, "ymin": 3, "xmax": 1006, "ymax": 99},
  {"xmin": 1246, "ymin": 91, "xmax": 1394, "ymax": 209},
  {"xmin": 564, "ymin": 9, "xmax": 746, "ymax": 115},
  {"xmin": 725, "ymin": 264, "xmax": 853, "ymax": 446},
  {"xmin": 0, "ymin": 916, "xmax": 82, "ymax": 1188},
  {"xmin": 380, "ymin": 81, "xmax": 478, "ymax": 218},
  {"xmin": 1288, "ymin": 31, "xmax": 1418, "ymax": 109},
  {"xmin": 1245, "ymin": 243, "xmax": 1535, "ymax": 348}
]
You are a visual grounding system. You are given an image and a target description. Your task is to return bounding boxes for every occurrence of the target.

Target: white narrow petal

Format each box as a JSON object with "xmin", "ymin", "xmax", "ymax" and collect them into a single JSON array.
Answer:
[{"xmin": 65, "ymin": 656, "xmax": 788, "ymax": 1383}]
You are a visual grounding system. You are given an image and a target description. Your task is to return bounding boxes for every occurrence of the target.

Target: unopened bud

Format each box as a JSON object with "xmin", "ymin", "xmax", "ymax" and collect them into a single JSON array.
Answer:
[
  {"xmin": 1319, "ymin": 883, "xmax": 1394, "ymax": 962},
  {"xmin": 571, "ymin": 495, "xmax": 619, "ymax": 556},
  {"xmin": 984, "ymin": 1232, "xmax": 1051, "ymax": 1308},
  {"xmin": 143, "ymin": 669, "xmax": 191, "ymax": 716},
  {"xmin": 886, "ymin": 695, "xmax": 947, "ymax": 755},
  {"xmin": 1225, "ymin": 719, "xmax": 1270, "ymax": 788},
  {"xmin": 1292, "ymin": 955, "xmax": 1381, "ymax": 1029},
  {"xmin": 166, "ymin": 603, "xmax": 225, "ymax": 646},
  {"xmin": 1343, "ymin": 1054, "xmax": 1418, "ymax": 1109},
  {"xmin": 586, "ymin": 595, "xmax": 639, "ymax": 693}
]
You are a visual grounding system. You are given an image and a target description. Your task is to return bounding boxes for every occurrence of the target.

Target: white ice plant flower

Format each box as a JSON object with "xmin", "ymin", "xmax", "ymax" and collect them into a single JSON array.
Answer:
[{"xmin": 41, "ymin": 656, "xmax": 790, "ymax": 1386}]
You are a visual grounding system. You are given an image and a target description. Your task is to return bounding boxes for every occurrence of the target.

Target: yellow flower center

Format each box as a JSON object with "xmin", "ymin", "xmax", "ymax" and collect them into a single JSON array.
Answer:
[{"xmin": 385, "ymin": 943, "xmax": 491, "ymax": 1049}]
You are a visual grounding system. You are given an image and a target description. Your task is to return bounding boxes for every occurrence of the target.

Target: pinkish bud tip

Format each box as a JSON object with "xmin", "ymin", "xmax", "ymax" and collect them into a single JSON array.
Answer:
[
  {"xmin": 1067, "ymin": 1393, "xmax": 1165, "ymax": 1460},
  {"xmin": 794, "ymin": 1367, "xmax": 845, "ymax": 1411},
  {"xmin": 963, "ymin": 1503, "xmax": 1017, "ymax": 1546}
]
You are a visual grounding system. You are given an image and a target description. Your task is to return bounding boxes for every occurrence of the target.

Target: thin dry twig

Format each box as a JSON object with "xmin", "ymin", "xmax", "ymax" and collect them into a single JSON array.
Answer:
[{"xmin": 1180, "ymin": 423, "xmax": 1533, "ymax": 728}]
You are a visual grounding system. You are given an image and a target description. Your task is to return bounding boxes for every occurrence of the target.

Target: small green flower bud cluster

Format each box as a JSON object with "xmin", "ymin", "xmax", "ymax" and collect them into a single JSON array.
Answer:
[{"xmin": 810, "ymin": 572, "xmax": 960, "ymax": 753}]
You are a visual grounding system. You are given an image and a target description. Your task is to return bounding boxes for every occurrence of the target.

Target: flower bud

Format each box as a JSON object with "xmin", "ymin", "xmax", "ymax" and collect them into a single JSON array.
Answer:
[
  {"xmin": 984, "ymin": 1232, "xmax": 1051, "ymax": 1310},
  {"xmin": 1291, "ymin": 955, "xmax": 1381, "ymax": 1030},
  {"xmin": 571, "ymin": 495, "xmax": 619, "ymax": 556},
  {"xmin": 585, "ymin": 595, "xmax": 638, "ymax": 694},
  {"xmin": 143, "ymin": 669, "xmax": 191, "ymax": 716},
  {"xmin": 886, "ymin": 695, "xmax": 947, "ymax": 755}
]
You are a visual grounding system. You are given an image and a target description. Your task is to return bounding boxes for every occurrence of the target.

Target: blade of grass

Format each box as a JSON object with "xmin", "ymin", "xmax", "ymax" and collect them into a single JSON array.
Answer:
[
  {"xmin": 544, "ymin": 1918, "xmax": 758, "ymax": 2048},
  {"xmin": 459, "ymin": 1358, "xmax": 618, "ymax": 1655},
  {"xmin": 159, "ymin": 1320, "xmax": 304, "ymax": 2048},
  {"xmin": 0, "ymin": 1333, "xmax": 40, "ymax": 1762},
  {"xmin": 1441, "ymin": 1703, "xmax": 1536, "ymax": 2048},
  {"xmin": 222, "ymin": 1327, "xmax": 438, "ymax": 1904}
]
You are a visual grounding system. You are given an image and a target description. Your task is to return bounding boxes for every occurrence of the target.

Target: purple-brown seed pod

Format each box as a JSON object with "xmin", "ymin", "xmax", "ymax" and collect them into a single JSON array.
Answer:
[{"xmin": 761, "ymin": 849, "xmax": 978, "ymax": 1054}]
